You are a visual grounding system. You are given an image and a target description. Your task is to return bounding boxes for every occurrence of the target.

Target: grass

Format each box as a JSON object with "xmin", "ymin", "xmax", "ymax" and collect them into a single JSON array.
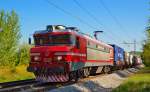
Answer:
[
  {"xmin": 0, "ymin": 65, "xmax": 35, "ymax": 83},
  {"xmin": 113, "ymin": 67, "xmax": 150, "ymax": 92}
]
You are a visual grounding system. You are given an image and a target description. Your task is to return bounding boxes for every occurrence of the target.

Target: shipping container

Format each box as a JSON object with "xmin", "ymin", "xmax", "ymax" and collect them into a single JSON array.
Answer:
[
  {"xmin": 124, "ymin": 51, "xmax": 130, "ymax": 66},
  {"xmin": 110, "ymin": 44, "xmax": 125, "ymax": 66},
  {"xmin": 129, "ymin": 54, "xmax": 133, "ymax": 65}
]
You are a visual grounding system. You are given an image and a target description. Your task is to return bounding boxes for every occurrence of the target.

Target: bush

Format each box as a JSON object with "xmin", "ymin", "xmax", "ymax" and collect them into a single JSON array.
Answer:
[
  {"xmin": 16, "ymin": 44, "xmax": 31, "ymax": 65},
  {"xmin": 0, "ymin": 65, "xmax": 35, "ymax": 82},
  {"xmin": 142, "ymin": 19, "xmax": 150, "ymax": 67},
  {"xmin": 142, "ymin": 42, "xmax": 150, "ymax": 67}
]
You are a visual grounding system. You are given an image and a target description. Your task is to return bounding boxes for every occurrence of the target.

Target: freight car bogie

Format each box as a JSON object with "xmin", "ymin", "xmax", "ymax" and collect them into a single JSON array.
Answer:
[
  {"xmin": 102, "ymin": 65, "xmax": 112, "ymax": 74},
  {"xmin": 83, "ymin": 68, "xmax": 90, "ymax": 77},
  {"xmin": 69, "ymin": 67, "xmax": 91, "ymax": 82},
  {"xmin": 69, "ymin": 70, "xmax": 83, "ymax": 82}
]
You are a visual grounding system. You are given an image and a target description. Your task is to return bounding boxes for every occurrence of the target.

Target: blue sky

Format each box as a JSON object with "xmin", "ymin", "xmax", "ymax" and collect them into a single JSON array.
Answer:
[{"xmin": 0, "ymin": 0, "xmax": 149, "ymax": 51}]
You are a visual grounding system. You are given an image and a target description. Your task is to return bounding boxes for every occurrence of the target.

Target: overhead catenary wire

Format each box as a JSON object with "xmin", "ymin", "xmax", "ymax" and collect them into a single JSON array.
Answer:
[
  {"xmin": 44, "ymin": 0, "xmax": 119, "ymax": 43},
  {"xmin": 45, "ymin": 0, "xmax": 98, "ymax": 30},
  {"xmin": 45, "ymin": 0, "xmax": 111, "ymax": 41},
  {"xmin": 98, "ymin": 0, "xmax": 133, "ymax": 40},
  {"xmin": 72, "ymin": 0, "xmax": 124, "ymax": 43},
  {"xmin": 72, "ymin": 0, "xmax": 123, "ymax": 43},
  {"xmin": 73, "ymin": 0, "xmax": 104, "ymax": 28}
]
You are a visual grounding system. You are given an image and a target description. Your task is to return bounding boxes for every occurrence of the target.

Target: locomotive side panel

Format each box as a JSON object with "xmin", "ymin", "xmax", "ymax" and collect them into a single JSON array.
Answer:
[
  {"xmin": 69, "ymin": 35, "xmax": 114, "ymax": 71},
  {"xmin": 86, "ymin": 40, "xmax": 113, "ymax": 66},
  {"xmin": 85, "ymin": 39, "xmax": 114, "ymax": 74},
  {"xmin": 87, "ymin": 43, "xmax": 110, "ymax": 61}
]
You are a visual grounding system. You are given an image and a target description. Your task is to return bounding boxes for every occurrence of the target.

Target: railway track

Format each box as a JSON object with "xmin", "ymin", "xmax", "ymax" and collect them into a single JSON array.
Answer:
[
  {"xmin": 0, "ymin": 80, "xmax": 75, "ymax": 92},
  {"xmin": 0, "ymin": 73, "xmax": 106, "ymax": 92},
  {"xmin": 0, "ymin": 79, "xmax": 37, "ymax": 88},
  {"xmin": 0, "ymin": 68, "xmax": 139, "ymax": 92},
  {"xmin": 0, "ymin": 79, "xmax": 38, "ymax": 92}
]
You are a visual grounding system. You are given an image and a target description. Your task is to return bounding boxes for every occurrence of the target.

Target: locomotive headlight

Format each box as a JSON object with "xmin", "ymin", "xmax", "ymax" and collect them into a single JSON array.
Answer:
[
  {"xmin": 34, "ymin": 56, "xmax": 40, "ymax": 61},
  {"xmin": 53, "ymin": 56, "xmax": 63, "ymax": 61},
  {"xmin": 57, "ymin": 56, "xmax": 62, "ymax": 61}
]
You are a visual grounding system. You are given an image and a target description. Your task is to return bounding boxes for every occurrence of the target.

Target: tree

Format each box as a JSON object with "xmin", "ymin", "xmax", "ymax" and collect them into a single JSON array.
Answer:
[
  {"xmin": 0, "ymin": 10, "xmax": 21, "ymax": 66},
  {"xmin": 17, "ymin": 44, "xmax": 31, "ymax": 65},
  {"xmin": 142, "ymin": 18, "xmax": 150, "ymax": 67}
]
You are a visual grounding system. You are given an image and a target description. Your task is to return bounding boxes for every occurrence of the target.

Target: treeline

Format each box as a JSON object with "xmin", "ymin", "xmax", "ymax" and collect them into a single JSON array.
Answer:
[
  {"xmin": 142, "ymin": 22, "xmax": 150, "ymax": 67},
  {"xmin": 0, "ymin": 10, "xmax": 30, "ymax": 67}
]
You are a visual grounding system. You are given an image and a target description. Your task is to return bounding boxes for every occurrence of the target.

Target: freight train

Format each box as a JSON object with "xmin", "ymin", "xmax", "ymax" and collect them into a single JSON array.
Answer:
[{"xmin": 27, "ymin": 25, "xmax": 142, "ymax": 82}]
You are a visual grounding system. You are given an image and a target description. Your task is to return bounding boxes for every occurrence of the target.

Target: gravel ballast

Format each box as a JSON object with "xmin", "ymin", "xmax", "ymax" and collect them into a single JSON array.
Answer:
[{"xmin": 49, "ymin": 68, "xmax": 139, "ymax": 92}]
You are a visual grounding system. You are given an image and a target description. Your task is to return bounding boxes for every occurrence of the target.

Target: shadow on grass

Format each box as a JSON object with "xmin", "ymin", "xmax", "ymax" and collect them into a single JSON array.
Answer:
[
  {"xmin": 112, "ymin": 81, "xmax": 150, "ymax": 92},
  {"xmin": 137, "ymin": 67, "xmax": 150, "ymax": 74},
  {"xmin": 113, "ymin": 67, "xmax": 150, "ymax": 92}
]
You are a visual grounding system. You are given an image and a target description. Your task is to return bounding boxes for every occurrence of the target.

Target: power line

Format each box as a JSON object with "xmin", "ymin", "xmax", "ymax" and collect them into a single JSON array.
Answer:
[
  {"xmin": 73, "ymin": 0, "xmax": 104, "ymax": 27},
  {"xmin": 44, "ymin": 0, "xmax": 119, "ymax": 43},
  {"xmin": 98, "ymin": 0, "xmax": 133, "ymax": 39},
  {"xmin": 44, "ymin": 1, "xmax": 106, "ymax": 38},
  {"xmin": 121, "ymin": 40, "xmax": 144, "ymax": 52},
  {"xmin": 122, "ymin": 40, "xmax": 138, "ymax": 54},
  {"xmin": 72, "ymin": 0, "xmax": 121, "ymax": 43},
  {"xmin": 44, "ymin": 0, "xmax": 98, "ymax": 31}
]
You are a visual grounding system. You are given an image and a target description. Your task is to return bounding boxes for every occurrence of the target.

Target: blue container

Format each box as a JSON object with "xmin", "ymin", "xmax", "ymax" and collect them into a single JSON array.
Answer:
[{"xmin": 110, "ymin": 44, "xmax": 125, "ymax": 64}]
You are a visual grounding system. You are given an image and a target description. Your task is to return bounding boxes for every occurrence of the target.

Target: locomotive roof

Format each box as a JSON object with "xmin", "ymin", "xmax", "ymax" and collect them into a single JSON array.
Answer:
[
  {"xmin": 69, "ymin": 31, "xmax": 113, "ymax": 49},
  {"xmin": 34, "ymin": 29, "xmax": 113, "ymax": 49}
]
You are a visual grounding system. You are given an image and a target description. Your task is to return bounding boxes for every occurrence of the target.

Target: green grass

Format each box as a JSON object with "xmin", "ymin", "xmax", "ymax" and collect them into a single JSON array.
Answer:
[
  {"xmin": 0, "ymin": 65, "xmax": 35, "ymax": 83},
  {"xmin": 113, "ymin": 67, "xmax": 150, "ymax": 92}
]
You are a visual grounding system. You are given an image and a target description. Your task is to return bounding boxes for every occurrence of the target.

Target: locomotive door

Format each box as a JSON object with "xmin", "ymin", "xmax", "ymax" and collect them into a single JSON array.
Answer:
[{"xmin": 75, "ymin": 36, "xmax": 86, "ymax": 61}]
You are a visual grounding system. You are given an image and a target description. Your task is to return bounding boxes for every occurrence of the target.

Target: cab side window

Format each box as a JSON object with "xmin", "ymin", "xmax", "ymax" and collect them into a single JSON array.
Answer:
[{"xmin": 76, "ymin": 37, "xmax": 80, "ymax": 49}]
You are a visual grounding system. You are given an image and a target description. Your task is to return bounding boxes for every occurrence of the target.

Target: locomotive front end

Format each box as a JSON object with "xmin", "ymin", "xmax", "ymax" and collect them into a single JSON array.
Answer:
[{"xmin": 27, "ymin": 28, "xmax": 76, "ymax": 82}]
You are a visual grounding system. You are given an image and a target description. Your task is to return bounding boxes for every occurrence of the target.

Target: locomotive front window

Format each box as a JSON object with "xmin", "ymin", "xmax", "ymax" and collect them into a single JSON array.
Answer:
[
  {"xmin": 34, "ymin": 36, "xmax": 49, "ymax": 45},
  {"xmin": 50, "ymin": 35, "xmax": 74, "ymax": 45},
  {"xmin": 34, "ymin": 34, "xmax": 75, "ymax": 46}
]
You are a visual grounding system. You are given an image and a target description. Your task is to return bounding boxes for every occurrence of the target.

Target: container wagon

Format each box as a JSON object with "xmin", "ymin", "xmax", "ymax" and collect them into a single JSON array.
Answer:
[{"xmin": 110, "ymin": 44, "xmax": 125, "ymax": 69}]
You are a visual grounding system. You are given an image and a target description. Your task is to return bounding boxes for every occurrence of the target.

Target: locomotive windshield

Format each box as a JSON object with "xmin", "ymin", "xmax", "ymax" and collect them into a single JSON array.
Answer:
[{"xmin": 34, "ymin": 34, "xmax": 75, "ymax": 46}]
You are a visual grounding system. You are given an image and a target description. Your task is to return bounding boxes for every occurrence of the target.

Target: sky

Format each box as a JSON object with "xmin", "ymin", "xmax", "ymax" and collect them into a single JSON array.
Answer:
[{"xmin": 0, "ymin": 0, "xmax": 149, "ymax": 51}]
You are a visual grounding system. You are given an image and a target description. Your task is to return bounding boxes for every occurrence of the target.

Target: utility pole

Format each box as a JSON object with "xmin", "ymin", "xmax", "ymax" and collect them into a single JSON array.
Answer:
[
  {"xmin": 122, "ymin": 40, "xmax": 137, "ymax": 55},
  {"xmin": 134, "ymin": 40, "xmax": 136, "ymax": 54}
]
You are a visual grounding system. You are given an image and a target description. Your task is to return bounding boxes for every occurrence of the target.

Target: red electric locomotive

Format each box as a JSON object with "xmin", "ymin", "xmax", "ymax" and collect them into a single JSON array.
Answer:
[{"xmin": 27, "ymin": 25, "xmax": 114, "ymax": 82}]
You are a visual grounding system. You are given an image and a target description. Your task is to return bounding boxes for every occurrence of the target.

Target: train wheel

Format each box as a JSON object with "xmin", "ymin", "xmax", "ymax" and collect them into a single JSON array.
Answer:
[
  {"xmin": 69, "ymin": 72, "xmax": 74, "ymax": 81},
  {"xmin": 83, "ymin": 68, "xmax": 90, "ymax": 77},
  {"xmin": 69, "ymin": 71, "xmax": 79, "ymax": 82},
  {"xmin": 103, "ymin": 66, "xmax": 111, "ymax": 74},
  {"xmin": 74, "ymin": 70, "xmax": 79, "ymax": 82},
  {"xmin": 90, "ymin": 67, "xmax": 97, "ymax": 75}
]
